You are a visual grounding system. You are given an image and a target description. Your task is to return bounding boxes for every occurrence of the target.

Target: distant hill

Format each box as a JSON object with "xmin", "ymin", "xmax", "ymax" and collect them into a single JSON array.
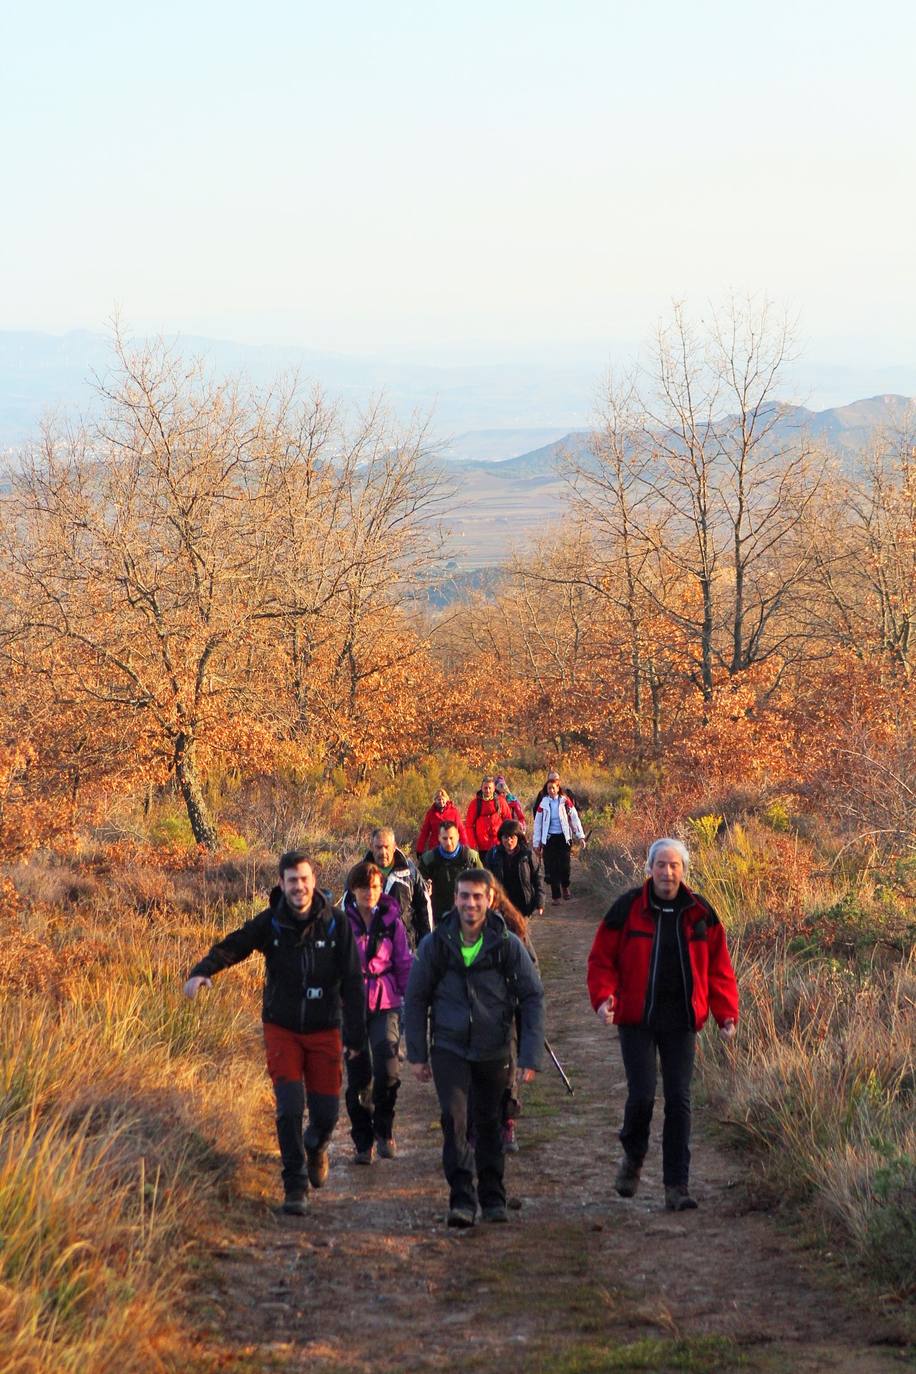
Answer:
[
  {"xmin": 0, "ymin": 330, "xmax": 595, "ymax": 448},
  {"xmin": 436, "ymin": 396, "xmax": 915, "ymax": 568}
]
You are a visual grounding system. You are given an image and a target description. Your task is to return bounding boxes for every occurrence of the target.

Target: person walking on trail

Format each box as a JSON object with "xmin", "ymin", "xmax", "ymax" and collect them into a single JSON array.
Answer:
[
  {"xmin": 361, "ymin": 827, "xmax": 432, "ymax": 949},
  {"xmin": 586, "ymin": 838, "xmax": 738, "ymax": 1212},
  {"xmin": 480, "ymin": 872, "xmax": 539, "ymax": 1155},
  {"xmin": 183, "ymin": 851, "xmax": 365, "ymax": 1216},
  {"xmin": 465, "ymin": 775, "xmax": 512, "ymax": 856},
  {"xmin": 494, "ymin": 775, "xmax": 526, "ymax": 829},
  {"xmin": 405, "ymin": 869, "xmax": 545, "ymax": 1227},
  {"xmin": 484, "ymin": 819, "xmax": 545, "ymax": 919},
  {"xmin": 415, "ymin": 787, "xmax": 469, "ymax": 856},
  {"xmin": 418, "ymin": 820, "xmax": 484, "ymax": 923},
  {"xmin": 342, "ymin": 861, "xmax": 413, "ymax": 1164},
  {"xmin": 532, "ymin": 774, "xmax": 586, "ymax": 902},
  {"xmin": 531, "ymin": 769, "xmax": 579, "ymax": 821}
]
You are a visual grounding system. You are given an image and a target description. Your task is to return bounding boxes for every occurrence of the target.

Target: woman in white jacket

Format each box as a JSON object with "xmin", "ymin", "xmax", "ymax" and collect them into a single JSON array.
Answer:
[{"xmin": 532, "ymin": 776, "xmax": 585, "ymax": 902}]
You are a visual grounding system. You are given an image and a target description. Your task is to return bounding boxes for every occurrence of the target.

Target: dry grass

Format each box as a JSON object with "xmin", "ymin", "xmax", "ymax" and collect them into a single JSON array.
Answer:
[{"xmin": 0, "ymin": 864, "xmax": 271, "ymax": 1373}]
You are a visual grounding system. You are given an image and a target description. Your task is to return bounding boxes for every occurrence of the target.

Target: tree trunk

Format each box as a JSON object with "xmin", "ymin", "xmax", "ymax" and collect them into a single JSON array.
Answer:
[{"xmin": 173, "ymin": 732, "xmax": 219, "ymax": 850}]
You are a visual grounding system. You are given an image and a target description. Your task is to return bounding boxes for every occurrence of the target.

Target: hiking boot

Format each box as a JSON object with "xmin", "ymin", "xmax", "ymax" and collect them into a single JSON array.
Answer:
[
  {"xmin": 562, "ymin": 886, "xmax": 572, "ymax": 900},
  {"xmin": 614, "ymin": 1155, "xmax": 642, "ymax": 1198},
  {"xmin": 306, "ymin": 1146, "xmax": 329, "ymax": 1188},
  {"xmin": 481, "ymin": 1203, "xmax": 509, "ymax": 1223},
  {"xmin": 376, "ymin": 1136, "xmax": 397, "ymax": 1159},
  {"xmin": 551, "ymin": 887, "xmax": 562, "ymax": 902},
  {"xmin": 281, "ymin": 1191, "xmax": 308, "ymax": 1216},
  {"xmin": 353, "ymin": 1144, "xmax": 374, "ymax": 1165},
  {"xmin": 665, "ymin": 1185, "xmax": 698, "ymax": 1212},
  {"xmin": 502, "ymin": 1120, "xmax": 519, "ymax": 1153},
  {"xmin": 446, "ymin": 1204, "xmax": 476, "ymax": 1228}
]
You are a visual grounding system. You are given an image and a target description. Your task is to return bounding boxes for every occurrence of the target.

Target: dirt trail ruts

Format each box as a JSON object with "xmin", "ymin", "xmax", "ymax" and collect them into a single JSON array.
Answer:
[{"xmin": 186, "ymin": 898, "xmax": 908, "ymax": 1373}]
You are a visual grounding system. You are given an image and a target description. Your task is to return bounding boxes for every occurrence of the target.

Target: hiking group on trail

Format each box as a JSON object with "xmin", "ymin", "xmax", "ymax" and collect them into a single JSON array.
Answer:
[{"xmin": 184, "ymin": 771, "xmax": 739, "ymax": 1226}]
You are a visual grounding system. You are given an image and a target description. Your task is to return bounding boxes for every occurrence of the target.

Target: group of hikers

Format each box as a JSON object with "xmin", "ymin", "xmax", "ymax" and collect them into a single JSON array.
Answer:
[{"xmin": 184, "ymin": 771, "xmax": 739, "ymax": 1227}]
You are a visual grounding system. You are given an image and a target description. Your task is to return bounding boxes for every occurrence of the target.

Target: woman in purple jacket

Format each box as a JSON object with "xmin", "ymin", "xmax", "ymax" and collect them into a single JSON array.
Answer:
[{"xmin": 343, "ymin": 861, "xmax": 414, "ymax": 1163}]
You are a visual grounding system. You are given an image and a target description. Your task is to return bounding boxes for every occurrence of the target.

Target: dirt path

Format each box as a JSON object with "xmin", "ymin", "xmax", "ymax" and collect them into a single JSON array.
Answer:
[{"xmin": 186, "ymin": 898, "xmax": 909, "ymax": 1374}]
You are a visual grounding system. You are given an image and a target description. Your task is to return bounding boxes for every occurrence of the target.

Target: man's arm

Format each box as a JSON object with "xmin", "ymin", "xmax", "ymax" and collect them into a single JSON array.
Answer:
[
  {"xmin": 509, "ymin": 938, "xmax": 546, "ymax": 1072},
  {"xmin": 336, "ymin": 917, "xmax": 368, "ymax": 1051},
  {"xmin": 184, "ymin": 910, "xmax": 269, "ymax": 995},
  {"xmin": 403, "ymin": 937, "xmax": 437, "ymax": 1065}
]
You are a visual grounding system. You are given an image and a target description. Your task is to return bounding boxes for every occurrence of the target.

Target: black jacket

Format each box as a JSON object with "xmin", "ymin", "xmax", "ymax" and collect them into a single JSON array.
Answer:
[
  {"xmin": 361, "ymin": 846, "xmax": 432, "ymax": 948},
  {"xmin": 188, "ymin": 888, "xmax": 366, "ymax": 1048},
  {"xmin": 404, "ymin": 910, "xmax": 545, "ymax": 1069},
  {"xmin": 483, "ymin": 842, "xmax": 546, "ymax": 916}
]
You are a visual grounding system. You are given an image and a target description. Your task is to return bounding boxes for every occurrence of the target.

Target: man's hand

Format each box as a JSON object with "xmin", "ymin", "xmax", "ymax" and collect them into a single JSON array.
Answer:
[
  {"xmin": 596, "ymin": 996, "xmax": 614, "ymax": 1026},
  {"xmin": 520, "ymin": 1068, "xmax": 536, "ymax": 1084},
  {"xmin": 183, "ymin": 976, "xmax": 212, "ymax": 999},
  {"xmin": 412, "ymin": 1062, "xmax": 432, "ymax": 1083},
  {"xmin": 719, "ymin": 1019, "xmax": 737, "ymax": 1042},
  {"xmin": 534, "ymin": 907, "xmax": 544, "ymax": 918}
]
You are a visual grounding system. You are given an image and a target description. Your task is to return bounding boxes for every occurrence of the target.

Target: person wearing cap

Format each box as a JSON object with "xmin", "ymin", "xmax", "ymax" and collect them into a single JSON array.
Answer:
[
  {"xmin": 532, "ymin": 774, "xmax": 585, "ymax": 901},
  {"xmin": 494, "ymin": 775, "xmax": 526, "ymax": 829},
  {"xmin": 586, "ymin": 837, "xmax": 738, "ymax": 1212}
]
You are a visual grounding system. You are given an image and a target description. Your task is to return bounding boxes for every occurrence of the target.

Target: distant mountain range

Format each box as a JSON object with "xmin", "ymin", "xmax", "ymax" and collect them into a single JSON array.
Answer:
[
  {"xmin": 0, "ymin": 329, "xmax": 913, "ymax": 461},
  {"xmin": 2, "ymin": 330, "xmax": 912, "ymax": 569}
]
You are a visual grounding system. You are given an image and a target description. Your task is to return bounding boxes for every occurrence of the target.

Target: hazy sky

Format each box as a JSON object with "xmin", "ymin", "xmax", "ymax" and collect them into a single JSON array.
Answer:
[{"xmin": 3, "ymin": 0, "xmax": 915, "ymax": 369}]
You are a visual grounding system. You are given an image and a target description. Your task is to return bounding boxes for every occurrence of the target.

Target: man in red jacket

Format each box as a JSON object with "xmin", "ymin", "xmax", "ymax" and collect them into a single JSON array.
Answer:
[
  {"xmin": 466, "ymin": 776, "xmax": 511, "ymax": 855},
  {"xmin": 587, "ymin": 838, "xmax": 738, "ymax": 1212}
]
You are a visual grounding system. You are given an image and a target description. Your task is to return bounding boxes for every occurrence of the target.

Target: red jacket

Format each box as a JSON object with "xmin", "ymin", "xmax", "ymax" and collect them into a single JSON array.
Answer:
[
  {"xmin": 586, "ymin": 882, "xmax": 738, "ymax": 1032},
  {"xmin": 465, "ymin": 793, "xmax": 511, "ymax": 854},
  {"xmin": 415, "ymin": 801, "xmax": 469, "ymax": 855}
]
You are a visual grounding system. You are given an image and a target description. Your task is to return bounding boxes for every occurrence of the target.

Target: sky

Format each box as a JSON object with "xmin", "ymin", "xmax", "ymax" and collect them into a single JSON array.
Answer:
[{"xmin": 3, "ymin": 0, "xmax": 916, "ymax": 377}]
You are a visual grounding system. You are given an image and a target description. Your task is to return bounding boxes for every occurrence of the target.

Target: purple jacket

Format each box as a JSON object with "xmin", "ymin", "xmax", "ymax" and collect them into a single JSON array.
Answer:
[{"xmin": 343, "ymin": 891, "xmax": 413, "ymax": 1014}]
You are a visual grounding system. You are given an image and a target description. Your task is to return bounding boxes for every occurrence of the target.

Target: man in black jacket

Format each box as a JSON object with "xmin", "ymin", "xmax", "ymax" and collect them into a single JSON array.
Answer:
[
  {"xmin": 484, "ymin": 820, "xmax": 545, "ymax": 918},
  {"xmin": 184, "ymin": 850, "xmax": 365, "ymax": 1215},
  {"xmin": 405, "ymin": 869, "xmax": 545, "ymax": 1227},
  {"xmin": 364, "ymin": 826, "xmax": 432, "ymax": 948},
  {"xmin": 419, "ymin": 819, "xmax": 485, "ymax": 923}
]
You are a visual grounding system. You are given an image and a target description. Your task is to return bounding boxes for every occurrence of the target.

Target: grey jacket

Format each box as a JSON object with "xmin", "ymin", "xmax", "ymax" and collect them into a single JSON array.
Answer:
[{"xmin": 404, "ymin": 910, "xmax": 545, "ymax": 1069}]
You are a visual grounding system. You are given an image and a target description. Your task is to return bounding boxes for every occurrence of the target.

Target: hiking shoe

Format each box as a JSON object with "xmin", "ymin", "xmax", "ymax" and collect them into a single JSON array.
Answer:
[
  {"xmin": 481, "ymin": 1204, "xmax": 509, "ymax": 1223},
  {"xmin": 353, "ymin": 1145, "xmax": 374, "ymax": 1165},
  {"xmin": 281, "ymin": 1192, "xmax": 308, "ymax": 1216},
  {"xmin": 306, "ymin": 1146, "xmax": 329, "ymax": 1188},
  {"xmin": 502, "ymin": 1120, "xmax": 519, "ymax": 1153},
  {"xmin": 665, "ymin": 1185, "xmax": 698, "ymax": 1211},
  {"xmin": 376, "ymin": 1136, "xmax": 397, "ymax": 1159},
  {"xmin": 562, "ymin": 886, "xmax": 572, "ymax": 900},
  {"xmin": 614, "ymin": 1155, "xmax": 642, "ymax": 1198},
  {"xmin": 446, "ymin": 1205, "xmax": 476, "ymax": 1228}
]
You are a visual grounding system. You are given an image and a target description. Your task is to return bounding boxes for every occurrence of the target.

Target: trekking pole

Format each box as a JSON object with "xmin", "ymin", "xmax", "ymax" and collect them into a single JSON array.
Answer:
[{"xmin": 544, "ymin": 1038, "xmax": 574, "ymax": 1095}]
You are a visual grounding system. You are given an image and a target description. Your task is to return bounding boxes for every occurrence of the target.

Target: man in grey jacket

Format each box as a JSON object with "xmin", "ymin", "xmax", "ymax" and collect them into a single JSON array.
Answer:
[{"xmin": 405, "ymin": 868, "xmax": 545, "ymax": 1227}]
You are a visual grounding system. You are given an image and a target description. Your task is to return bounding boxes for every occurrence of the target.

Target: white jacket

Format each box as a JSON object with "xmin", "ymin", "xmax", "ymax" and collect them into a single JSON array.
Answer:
[{"xmin": 533, "ymin": 794, "xmax": 585, "ymax": 848}]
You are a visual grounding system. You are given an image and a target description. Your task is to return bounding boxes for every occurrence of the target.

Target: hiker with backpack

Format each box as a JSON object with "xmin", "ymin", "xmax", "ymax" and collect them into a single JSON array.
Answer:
[
  {"xmin": 532, "ymin": 772, "xmax": 586, "ymax": 902},
  {"xmin": 360, "ymin": 826, "xmax": 432, "ymax": 949},
  {"xmin": 415, "ymin": 787, "xmax": 469, "ymax": 856},
  {"xmin": 480, "ymin": 871, "xmax": 539, "ymax": 1155},
  {"xmin": 484, "ymin": 819, "xmax": 545, "ymax": 919},
  {"xmin": 465, "ymin": 775, "xmax": 512, "ymax": 856},
  {"xmin": 418, "ymin": 819, "xmax": 485, "ymax": 923},
  {"xmin": 586, "ymin": 837, "xmax": 738, "ymax": 1212},
  {"xmin": 183, "ymin": 851, "xmax": 365, "ymax": 1216},
  {"xmin": 405, "ymin": 868, "xmax": 545, "ymax": 1227},
  {"xmin": 342, "ymin": 861, "xmax": 414, "ymax": 1164},
  {"xmin": 494, "ymin": 775, "xmax": 527, "ymax": 829}
]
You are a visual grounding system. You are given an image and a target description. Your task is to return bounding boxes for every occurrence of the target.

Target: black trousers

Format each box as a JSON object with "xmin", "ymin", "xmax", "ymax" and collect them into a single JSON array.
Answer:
[
  {"xmin": 543, "ymin": 835, "xmax": 571, "ymax": 895},
  {"xmin": 345, "ymin": 1010, "xmax": 401, "ymax": 1149},
  {"xmin": 617, "ymin": 1025, "xmax": 696, "ymax": 1187},
  {"xmin": 431, "ymin": 1049, "xmax": 512, "ymax": 1211}
]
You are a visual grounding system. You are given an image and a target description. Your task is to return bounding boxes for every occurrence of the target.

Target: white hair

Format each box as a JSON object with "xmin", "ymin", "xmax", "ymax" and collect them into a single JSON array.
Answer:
[{"xmin": 645, "ymin": 837, "xmax": 690, "ymax": 875}]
